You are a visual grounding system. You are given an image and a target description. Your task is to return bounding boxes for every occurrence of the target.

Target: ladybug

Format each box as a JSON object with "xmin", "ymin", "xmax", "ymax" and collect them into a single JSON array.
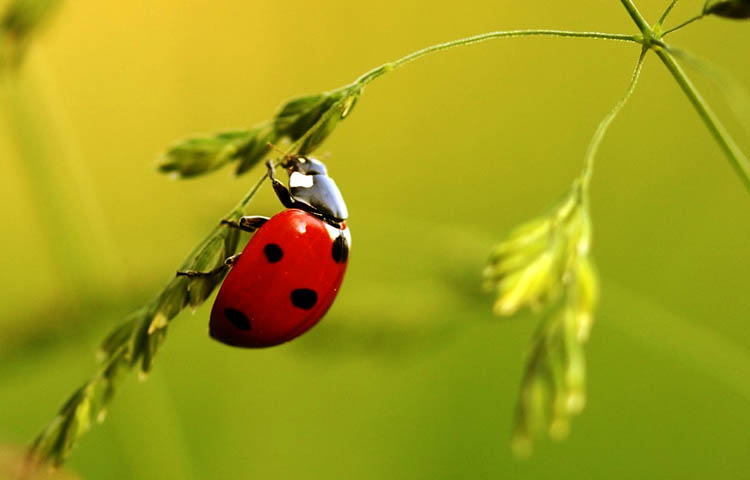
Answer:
[{"xmin": 180, "ymin": 156, "xmax": 350, "ymax": 348}]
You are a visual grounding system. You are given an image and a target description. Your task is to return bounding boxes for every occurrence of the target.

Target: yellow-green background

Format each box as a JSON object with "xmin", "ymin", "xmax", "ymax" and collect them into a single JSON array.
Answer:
[{"xmin": 1, "ymin": 0, "xmax": 749, "ymax": 478}]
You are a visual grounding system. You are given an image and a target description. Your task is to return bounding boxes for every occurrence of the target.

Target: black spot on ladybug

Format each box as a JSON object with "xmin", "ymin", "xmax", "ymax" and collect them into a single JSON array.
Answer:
[
  {"xmin": 331, "ymin": 234, "xmax": 348, "ymax": 263},
  {"xmin": 290, "ymin": 289, "xmax": 318, "ymax": 310},
  {"xmin": 263, "ymin": 243, "xmax": 283, "ymax": 263},
  {"xmin": 225, "ymin": 308, "xmax": 251, "ymax": 330}
]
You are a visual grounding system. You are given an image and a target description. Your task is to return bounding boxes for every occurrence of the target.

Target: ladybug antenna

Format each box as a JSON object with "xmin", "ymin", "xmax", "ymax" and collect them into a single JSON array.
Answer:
[
  {"xmin": 266, "ymin": 142, "xmax": 301, "ymax": 167},
  {"xmin": 265, "ymin": 142, "xmax": 287, "ymax": 156}
]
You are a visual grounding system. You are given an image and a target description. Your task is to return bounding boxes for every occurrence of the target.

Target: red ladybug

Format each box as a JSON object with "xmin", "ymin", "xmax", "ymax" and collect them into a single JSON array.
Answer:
[{"xmin": 181, "ymin": 156, "xmax": 350, "ymax": 348}]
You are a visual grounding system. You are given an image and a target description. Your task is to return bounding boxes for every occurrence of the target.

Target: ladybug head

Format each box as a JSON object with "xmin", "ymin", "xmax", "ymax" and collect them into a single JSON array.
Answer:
[
  {"xmin": 284, "ymin": 155, "xmax": 348, "ymax": 225},
  {"xmin": 284, "ymin": 155, "xmax": 328, "ymax": 176}
]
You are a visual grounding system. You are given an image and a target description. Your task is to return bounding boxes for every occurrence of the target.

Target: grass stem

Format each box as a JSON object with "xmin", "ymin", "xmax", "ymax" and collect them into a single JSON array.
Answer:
[
  {"xmin": 657, "ymin": 0, "xmax": 680, "ymax": 27},
  {"xmin": 620, "ymin": 0, "xmax": 653, "ymax": 38},
  {"xmin": 655, "ymin": 47, "xmax": 750, "ymax": 189},
  {"xmin": 355, "ymin": 29, "xmax": 641, "ymax": 86},
  {"xmin": 662, "ymin": 15, "xmax": 704, "ymax": 36},
  {"xmin": 581, "ymin": 48, "xmax": 647, "ymax": 188}
]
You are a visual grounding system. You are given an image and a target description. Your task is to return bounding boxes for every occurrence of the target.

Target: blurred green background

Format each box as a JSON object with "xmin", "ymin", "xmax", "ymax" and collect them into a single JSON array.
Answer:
[{"xmin": 1, "ymin": 0, "xmax": 749, "ymax": 478}]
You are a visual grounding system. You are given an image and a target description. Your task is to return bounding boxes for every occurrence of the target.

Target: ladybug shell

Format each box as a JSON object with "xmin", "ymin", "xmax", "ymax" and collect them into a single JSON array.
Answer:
[{"xmin": 210, "ymin": 209, "xmax": 350, "ymax": 348}]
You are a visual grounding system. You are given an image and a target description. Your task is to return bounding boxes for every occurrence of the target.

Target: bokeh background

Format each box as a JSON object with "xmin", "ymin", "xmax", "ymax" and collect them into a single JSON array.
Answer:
[{"xmin": 1, "ymin": 0, "xmax": 749, "ymax": 478}]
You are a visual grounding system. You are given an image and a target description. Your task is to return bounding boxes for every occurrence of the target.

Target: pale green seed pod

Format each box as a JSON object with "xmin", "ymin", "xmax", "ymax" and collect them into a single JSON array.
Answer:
[
  {"xmin": 573, "ymin": 257, "xmax": 599, "ymax": 342},
  {"xmin": 493, "ymin": 251, "xmax": 555, "ymax": 315},
  {"xmin": 159, "ymin": 129, "xmax": 263, "ymax": 179}
]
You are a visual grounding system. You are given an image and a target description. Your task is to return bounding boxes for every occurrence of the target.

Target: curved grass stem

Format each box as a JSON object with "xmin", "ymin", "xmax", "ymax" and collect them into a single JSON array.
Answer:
[
  {"xmin": 657, "ymin": 0, "xmax": 680, "ymax": 27},
  {"xmin": 662, "ymin": 15, "xmax": 704, "ymax": 36},
  {"xmin": 581, "ymin": 48, "xmax": 647, "ymax": 189},
  {"xmin": 354, "ymin": 29, "xmax": 641, "ymax": 86}
]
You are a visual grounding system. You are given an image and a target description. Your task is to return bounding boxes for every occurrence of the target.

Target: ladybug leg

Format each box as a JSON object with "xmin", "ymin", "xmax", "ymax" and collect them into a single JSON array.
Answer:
[
  {"xmin": 221, "ymin": 216, "xmax": 269, "ymax": 232},
  {"xmin": 224, "ymin": 254, "xmax": 241, "ymax": 267},
  {"xmin": 176, "ymin": 254, "xmax": 241, "ymax": 278},
  {"xmin": 266, "ymin": 160, "xmax": 296, "ymax": 209},
  {"xmin": 239, "ymin": 216, "xmax": 268, "ymax": 231}
]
